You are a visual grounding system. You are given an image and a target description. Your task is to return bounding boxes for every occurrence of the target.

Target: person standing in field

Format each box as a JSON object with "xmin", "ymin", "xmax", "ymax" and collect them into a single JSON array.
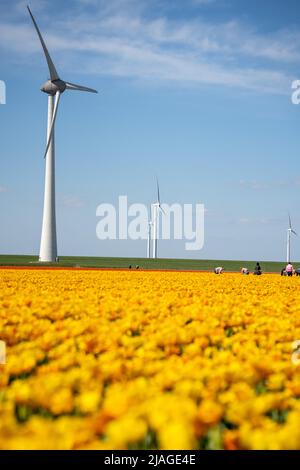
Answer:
[
  {"xmin": 253, "ymin": 263, "xmax": 262, "ymax": 275},
  {"xmin": 285, "ymin": 263, "xmax": 294, "ymax": 277}
]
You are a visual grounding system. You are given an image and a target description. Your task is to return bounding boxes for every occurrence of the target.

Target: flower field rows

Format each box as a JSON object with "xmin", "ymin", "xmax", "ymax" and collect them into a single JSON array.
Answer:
[{"xmin": 0, "ymin": 268, "xmax": 300, "ymax": 450}]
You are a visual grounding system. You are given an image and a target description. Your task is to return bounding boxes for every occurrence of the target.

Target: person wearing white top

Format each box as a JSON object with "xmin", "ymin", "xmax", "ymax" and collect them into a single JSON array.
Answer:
[{"xmin": 214, "ymin": 267, "xmax": 224, "ymax": 274}]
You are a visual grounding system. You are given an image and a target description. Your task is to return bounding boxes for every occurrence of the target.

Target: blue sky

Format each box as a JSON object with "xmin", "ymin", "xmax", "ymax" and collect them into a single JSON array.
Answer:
[{"xmin": 0, "ymin": 0, "xmax": 300, "ymax": 261}]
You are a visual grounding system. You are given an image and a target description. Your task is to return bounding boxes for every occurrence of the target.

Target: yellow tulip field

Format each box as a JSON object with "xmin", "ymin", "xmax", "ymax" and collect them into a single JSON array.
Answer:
[{"xmin": 0, "ymin": 268, "xmax": 300, "ymax": 450}]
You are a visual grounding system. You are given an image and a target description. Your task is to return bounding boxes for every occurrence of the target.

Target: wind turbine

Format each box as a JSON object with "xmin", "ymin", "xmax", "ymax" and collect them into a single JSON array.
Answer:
[
  {"xmin": 287, "ymin": 213, "xmax": 297, "ymax": 264},
  {"xmin": 152, "ymin": 179, "xmax": 165, "ymax": 259},
  {"xmin": 147, "ymin": 206, "xmax": 153, "ymax": 258},
  {"xmin": 27, "ymin": 6, "xmax": 98, "ymax": 262}
]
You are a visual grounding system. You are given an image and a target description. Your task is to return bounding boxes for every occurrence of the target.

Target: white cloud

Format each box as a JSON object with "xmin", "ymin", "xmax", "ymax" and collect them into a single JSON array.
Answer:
[
  {"xmin": 239, "ymin": 217, "xmax": 251, "ymax": 224},
  {"xmin": 61, "ymin": 196, "xmax": 85, "ymax": 208},
  {"xmin": 0, "ymin": 0, "xmax": 298, "ymax": 93},
  {"xmin": 14, "ymin": 0, "xmax": 48, "ymax": 15},
  {"xmin": 239, "ymin": 178, "xmax": 300, "ymax": 190},
  {"xmin": 238, "ymin": 216, "xmax": 283, "ymax": 226}
]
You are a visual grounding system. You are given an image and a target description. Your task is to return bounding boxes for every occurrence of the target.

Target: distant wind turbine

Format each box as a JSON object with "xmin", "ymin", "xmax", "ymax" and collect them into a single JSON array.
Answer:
[
  {"xmin": 287, "ymin": 213, "xmax": 297, "ymax": 263},
  {"xmin": 27, "ymin": 6, "xmax": 98, "ymax": 262},
  {"xmin": 152, "ymin": 179, "xmax": 165, "ymax": 259},
  {"xmin": 147, "ymin": 206, "xmax": 153, "ymax": 259}
]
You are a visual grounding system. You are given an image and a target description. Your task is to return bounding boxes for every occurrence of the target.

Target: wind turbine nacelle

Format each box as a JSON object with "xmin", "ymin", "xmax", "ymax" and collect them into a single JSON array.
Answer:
[{"xmin": 41, "ymin": 79, "xmax": 66, "ymax": 95}]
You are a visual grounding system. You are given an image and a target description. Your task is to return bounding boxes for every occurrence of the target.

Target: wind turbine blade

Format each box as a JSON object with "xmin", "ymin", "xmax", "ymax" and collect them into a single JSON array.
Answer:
[
  {"xmin": 65, "ymin": 82, "xmax": 98, "ymax": 94},
  {"xmin": 292, "ymin": 230, "xmax": 298, "ymax": 236},
  {"xmin": 44, "ymin": 91, "xmax": 61, "ymax": 159},
  {"xmin": 159, "ymin": 205, "xmax": 166, "ymax": 215},
  {"xmin": 27, "ymin": 6, "xmax": 59, "ymax": 81},
  {"xmin": 156, "ymin": 178, "xmax": 160, "ymax": 204},
  {"xmin": 288, "ymin": 213, "xmax": 292, "ymax": 229}
]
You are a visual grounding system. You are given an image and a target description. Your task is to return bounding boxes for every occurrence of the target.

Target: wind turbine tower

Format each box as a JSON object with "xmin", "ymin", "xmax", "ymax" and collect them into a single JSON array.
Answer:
[
  {"xmin": 147, "ymin": 206, "xmax": 153, "ymax": 259},
  {"xmin": 287, "ymin": 214, "xmax": 297, "ymax": 264},
  {"xmin": 152, "ymin": 179, "xmax": 165, "ymax": 259}
]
